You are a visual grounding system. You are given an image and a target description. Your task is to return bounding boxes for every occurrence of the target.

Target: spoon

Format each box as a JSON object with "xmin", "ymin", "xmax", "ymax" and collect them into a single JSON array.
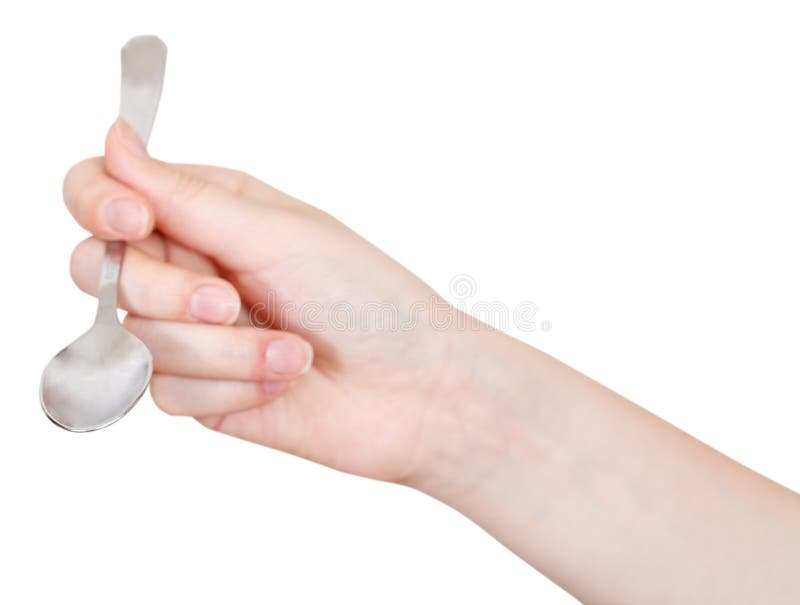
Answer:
[{"xmin": 40, "ymin": 36, "xmax": 167, "ymax": 432}]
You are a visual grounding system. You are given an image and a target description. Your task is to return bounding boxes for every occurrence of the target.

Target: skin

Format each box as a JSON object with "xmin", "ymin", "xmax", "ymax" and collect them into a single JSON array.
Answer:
[{"xmin": 65, "ymin": 119, "xmax": 800, "ymax": 604}]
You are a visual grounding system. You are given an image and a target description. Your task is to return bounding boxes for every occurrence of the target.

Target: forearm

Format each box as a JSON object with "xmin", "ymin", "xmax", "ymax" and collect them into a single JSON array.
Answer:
[{"xmin": 413, "ymin": 326, "xmax": 800, "ymax": 604}]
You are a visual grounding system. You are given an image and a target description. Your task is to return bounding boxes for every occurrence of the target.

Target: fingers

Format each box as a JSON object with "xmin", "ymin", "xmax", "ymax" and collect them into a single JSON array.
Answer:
[
  {"xmin": 126, "ymin": 231, "xmax": 219, "ymax": 276},
  {"xmin": 124, "ymin": 317, "xmax": 314, "ymax": 381},
  {"xmin": 104, "ymin": 119, "xmax": 279, "ymax": 268},
  {"xmin": 150, "ymin": 374, "xmax": 288, "ymax": 417},
  {"xmin": 65, "ymin": 122, "xmax": 314, "ymax": 270},
  {"xmin": 62, "ymin": 159, "xmax": 287, "ymax": 246},
  {"xmin": 62, "ymin": 158, "xmax": 219, "ymax": 273},
  {"xmin": 62, "ymin": 158, "xmax": 228, "ymax": 276},
  {"xmin": 63, "ymin": 157, "xmax": 155, "ymax": 240},
  {"xmin": 71, "ymin": 237, "xmax": 240, "ymax": 324}
]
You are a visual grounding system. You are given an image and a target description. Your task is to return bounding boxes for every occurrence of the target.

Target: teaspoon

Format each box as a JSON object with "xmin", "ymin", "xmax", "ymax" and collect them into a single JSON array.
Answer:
[{"xmin": 40, "ymin": 35, "xmax": 167, "ymax": 432}]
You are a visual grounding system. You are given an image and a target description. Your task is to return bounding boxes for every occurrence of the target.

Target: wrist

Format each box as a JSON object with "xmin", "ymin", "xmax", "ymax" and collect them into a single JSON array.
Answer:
[{"xmin": 404, "ymin": 319, "xmax": 544, "ymax": 504}]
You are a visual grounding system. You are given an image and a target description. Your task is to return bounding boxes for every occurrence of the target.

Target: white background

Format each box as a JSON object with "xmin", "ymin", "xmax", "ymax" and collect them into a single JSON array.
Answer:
[{"xmin": 1, "ymin": 1, "xmax": 798, "ymax": 603}]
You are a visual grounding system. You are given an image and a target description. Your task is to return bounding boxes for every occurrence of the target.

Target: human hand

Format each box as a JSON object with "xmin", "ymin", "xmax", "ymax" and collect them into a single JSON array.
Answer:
[
  {"xmin": 63, "ymin": 120, "xmax": 800, "ymax": 605},
  {"xmin": 64, "ymin": 119, "xmax": 464, "ymax": 485}
]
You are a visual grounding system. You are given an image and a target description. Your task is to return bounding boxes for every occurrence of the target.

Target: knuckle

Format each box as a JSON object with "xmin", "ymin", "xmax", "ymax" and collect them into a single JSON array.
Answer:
[
  {"xmin": 121, "ymin": 314, "xmax": 145, "ymax": 335},
  {"xmin": 159, "ymin": 170, "xmax": 209, "ymax": 230},
  {"xmin": 196, "ymin": 414, "xmax": 226, "ymax": 431},
  {"xmin": 71, "ymin": 179, "xmax": 114, "ymax": 229},
  {"xmin": 230, "ymin": 169, "xmax": 254, "ymax": 196},
  {"xmin": 80, "ymin": 179, "xmax": 110, "ymax": 214},
  {"xmin": 149, "ymin": 376, "xmax": 179, "ymax": 415},
  {"xmin": 168, "ymin": 170, "xmax": 209, "ymax": 206},
  {"xmin": 62, "ymin": 157, "xmax": 101, "ymax": 202}
]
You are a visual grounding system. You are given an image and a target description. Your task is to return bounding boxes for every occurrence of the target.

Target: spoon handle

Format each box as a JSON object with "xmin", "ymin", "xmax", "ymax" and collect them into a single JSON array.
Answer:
[
  {"xmin": 94, "ymin": 241, "xmax": 125, "ymax": 324},
  {"xmin": 95, "ymin": 37, "xmax": 168, "ymax": 325},
  {"xmin": 119, "ymin": 36, "xmax": 167, "ymax": 147}
]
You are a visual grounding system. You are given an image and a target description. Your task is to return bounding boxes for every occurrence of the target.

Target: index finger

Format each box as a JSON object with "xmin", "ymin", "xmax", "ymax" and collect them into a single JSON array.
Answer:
[{"xmin": 63, "ymin": 157, "xmax": 155, "ymax": 241}]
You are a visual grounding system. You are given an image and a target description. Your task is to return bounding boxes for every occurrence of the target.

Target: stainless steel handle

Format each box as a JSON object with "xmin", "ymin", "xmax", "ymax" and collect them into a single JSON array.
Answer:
[
  {"xmin": 96, "ymin": 36, "xmax": 167, "ymax": 325},
  {"xmin": 94, "ymin": 240, "xmax": 125, "ymax": 324}
]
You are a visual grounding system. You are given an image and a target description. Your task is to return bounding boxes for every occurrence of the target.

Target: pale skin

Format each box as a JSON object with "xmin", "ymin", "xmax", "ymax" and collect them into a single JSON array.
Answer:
[{"xmin": 64, "ymin": 119, "xmax": 800, "ymax": 604}]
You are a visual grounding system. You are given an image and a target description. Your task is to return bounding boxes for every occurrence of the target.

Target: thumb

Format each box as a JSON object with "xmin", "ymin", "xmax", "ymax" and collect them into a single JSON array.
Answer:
[{"xmin": 104, "ymin": 119, "xmax": 268, "ymax": 268}]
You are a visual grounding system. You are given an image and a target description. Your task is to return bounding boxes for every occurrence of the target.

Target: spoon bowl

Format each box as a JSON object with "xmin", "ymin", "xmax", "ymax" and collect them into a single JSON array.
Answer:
[{"xmin": 40, "ymin": 324, "xmax": 152, "ymax": 432}]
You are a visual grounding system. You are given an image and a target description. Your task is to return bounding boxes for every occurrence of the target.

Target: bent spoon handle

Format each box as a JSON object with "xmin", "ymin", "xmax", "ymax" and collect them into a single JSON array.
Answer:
[{"xmin": 95, "ymin": 36, "xmax": 167, "ymax": 325}]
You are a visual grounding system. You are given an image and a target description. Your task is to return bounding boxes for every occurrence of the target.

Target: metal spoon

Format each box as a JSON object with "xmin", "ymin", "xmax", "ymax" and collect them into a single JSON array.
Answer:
[{"xmin": 40, "ymin": 36, "xmax": 167, "ymax": 432}]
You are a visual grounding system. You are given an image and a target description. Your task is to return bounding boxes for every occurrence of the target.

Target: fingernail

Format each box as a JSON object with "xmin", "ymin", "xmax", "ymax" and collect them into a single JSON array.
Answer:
[
  {"xmin": 104, "ymin": 198, "xmax": 149, "ymax": 237},
  {"xmin": 189, "ymin": 285, "xmax": 240, "ymax": 323},
  {"xmin": 266, "ymin": 339, "xmax": 313, "ymax": 376},
  {"xmin": 114, "ymin": 118, "xmax": 149, "ymax": 158}
]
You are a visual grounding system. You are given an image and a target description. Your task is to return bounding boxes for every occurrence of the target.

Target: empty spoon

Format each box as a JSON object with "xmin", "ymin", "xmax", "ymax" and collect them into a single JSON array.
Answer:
[{"xmin": 40, "ymin": 35, "xmax": 167, "ymax": 432}]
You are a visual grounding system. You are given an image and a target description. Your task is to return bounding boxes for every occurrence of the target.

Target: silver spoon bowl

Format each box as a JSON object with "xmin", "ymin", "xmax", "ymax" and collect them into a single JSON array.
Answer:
[{"xmin": 41, "ymin": 243, "xmax": 153, "ymax": 431}]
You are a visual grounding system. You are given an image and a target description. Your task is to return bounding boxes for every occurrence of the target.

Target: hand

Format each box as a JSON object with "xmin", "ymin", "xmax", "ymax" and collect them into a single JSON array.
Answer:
[
  {"xmin": 64, "ymin": 119, "xmax": 461, "ymax": 484},
  {"xmin": 64, "ymin": 121, "xmax": 800, "ymax": 605}
]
